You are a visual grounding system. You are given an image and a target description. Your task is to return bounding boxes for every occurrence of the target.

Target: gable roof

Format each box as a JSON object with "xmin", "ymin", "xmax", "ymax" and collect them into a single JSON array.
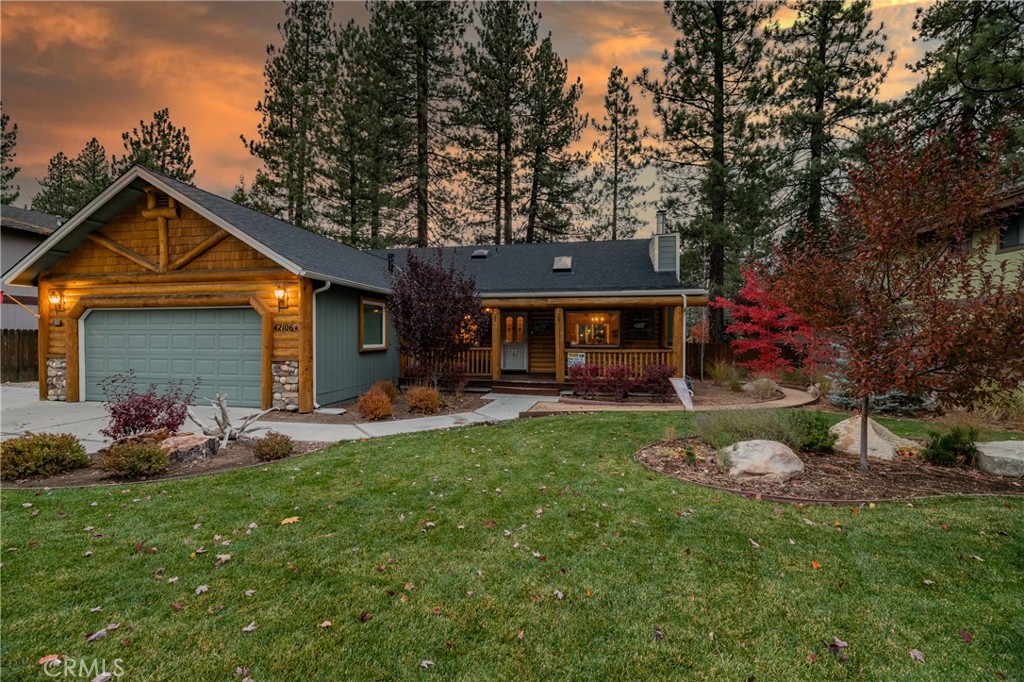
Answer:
[
  {"xmin": 2, "ymin": 166, "xmax": 390, "ymax": 292},
  {"xmin": 0, "ymin": 204, "xmax": 62, "ymax": 236},
  {"xmin": 376, "ymin": 240, "xmax": 701, "ymax": 296}
]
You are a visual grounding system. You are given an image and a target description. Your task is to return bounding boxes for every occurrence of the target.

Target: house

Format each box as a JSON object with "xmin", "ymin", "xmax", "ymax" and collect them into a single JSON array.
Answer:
[
  {"xmin": 1, "ymin": 205, "xmax": 62, "ymax": 329},
  {"xmin": 378, "ymin": 239, "xmax": 707, "ymax": 386},
  {"xmin": 974, "ymin": 183, "xmax": 1024, "ymax": 271},
  {"xmin": 2, "ymin": 166, "xmax": 706, "ymax": 412}
]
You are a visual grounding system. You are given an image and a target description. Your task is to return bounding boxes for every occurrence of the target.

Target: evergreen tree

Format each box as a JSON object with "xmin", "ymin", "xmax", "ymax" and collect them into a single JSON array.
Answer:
[
  {"xmin": 244, "ymin": 0, "xmax": 334, "ymax": 230},
  {"xmin": 520, "ymin": 36, "xmax": 588, "ymax": 242},
  {"xmin": 460, "ymin": 0, "xmax": 540, "ymax": 244},
  {"xmin": 638, "ymin": 0, "xmax": 777, "ymax": 342},
  {"xmin": 904, "ymin": 1, "xmax": 1024, "ymax": 146},
  {"xmin": 71, "ymin": 137, "xmax": 113, "ymax": 208},
  {"xmin": 31, "ymin": 152, "xmax": 78, "ymax": 218},
  {"xmin": 770, "ymin": 0, "xmax": 893, "ymax": 233},
  {"xmin": 231, "ymin": 173, "xmax": 279, "ymax": 216},
  {"xmin": 1, "ymin": 102, "xmax": 20, "ymax": 204},
  {"xmin": 116, "ymin": 108, "xmax": 195, "ymax": 182},
  {"xmin": 589, "ymin": 66, "xmax": 650, "ymax": 241}
]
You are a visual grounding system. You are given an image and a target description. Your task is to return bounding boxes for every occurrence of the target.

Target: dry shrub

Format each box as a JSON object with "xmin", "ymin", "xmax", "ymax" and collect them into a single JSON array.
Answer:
[
  {"xmin": 98, "ymin": 443, "xmax": 170, "ymax": 478},
  {"xmin": 745, "ymin": 377, "xmax": 781, "ymax": 401},
  {"xmin": 357, "ymin": 388, "xmax": 393, "ymax": 420},
  {"xmin": 371, "ymin": 380, "xmax": 399, "ymax": 401},
  {"xmin": 407, "ymin": 386, "xmax": 442, "ymax": 414},
  {"xmin": 253, "ymin": 431, "xmax": 294, "ymax": 461}
]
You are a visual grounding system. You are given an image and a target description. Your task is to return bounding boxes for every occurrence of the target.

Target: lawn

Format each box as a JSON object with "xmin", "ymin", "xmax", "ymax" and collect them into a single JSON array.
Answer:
[{"xmin": 2, "ymin": 411, "xmax": 1021, "ymax": 680}]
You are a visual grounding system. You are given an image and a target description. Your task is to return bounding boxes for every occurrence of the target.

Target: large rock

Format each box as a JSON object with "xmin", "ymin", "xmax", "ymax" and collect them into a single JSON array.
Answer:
[
  {"xmin": 721, "ymin": 440, "xmax": 804, "ymax": 484},
  {"xmin": 160, "ymin": 433, "xmax": 219, "ymax": 465},
  {"xmin": 976, "ymin": 441, "xmax": 1024, "ymax": 478},
  {"xmin": 828, "ymin": 416, "xmax": 918, "ymax": 461}
]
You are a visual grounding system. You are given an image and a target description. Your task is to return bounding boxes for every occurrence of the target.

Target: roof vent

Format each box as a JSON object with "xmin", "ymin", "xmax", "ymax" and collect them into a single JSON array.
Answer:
[
  {"xmin": 552, "ymin": 256, "xmax": 572, "ymax": 272},
  {"xmin": 471, "ymin": 249, "xmax": 489, "ymax": 259}
]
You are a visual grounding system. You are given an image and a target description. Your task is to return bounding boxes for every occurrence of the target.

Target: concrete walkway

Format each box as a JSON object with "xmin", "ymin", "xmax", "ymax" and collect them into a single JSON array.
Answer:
[
  {"xmin": 523, "ymin": 386, "xmax": 818, "ymax": 416},
  {"xmin": 0, "ymin": 385, "xmax": 552, "ymax": 454}
]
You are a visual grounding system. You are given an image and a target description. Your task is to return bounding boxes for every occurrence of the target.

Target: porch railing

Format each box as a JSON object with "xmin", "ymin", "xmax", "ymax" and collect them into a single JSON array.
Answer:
[
  {"xmin": 400, "ymin": 348, "xmax": 492, "ymax": 378},
  {"xmin": 568, "ymin": 349, "xmax": 674, "ymax": 374}
]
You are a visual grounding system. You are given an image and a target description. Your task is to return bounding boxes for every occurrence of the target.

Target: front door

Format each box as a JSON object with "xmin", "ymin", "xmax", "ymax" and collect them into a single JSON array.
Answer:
[{"xmin": 501, "ymin": 312, "xmax": 528, "ymax": 371}]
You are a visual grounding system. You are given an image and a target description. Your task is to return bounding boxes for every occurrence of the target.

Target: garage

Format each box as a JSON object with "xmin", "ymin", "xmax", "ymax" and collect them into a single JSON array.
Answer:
[{"xmin": 83, "ymin": 307, "xmax": 263, "ymax": 407}]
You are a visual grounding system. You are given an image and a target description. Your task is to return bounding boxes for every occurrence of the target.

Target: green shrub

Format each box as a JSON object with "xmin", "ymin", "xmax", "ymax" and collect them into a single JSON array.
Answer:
[
  {"xmin": 407, "ymin": 386, "xmax": 442, "ymax": 414},
  {"xmin": 98, "ymin": 443, "xmax": 170, "ymax": 478},
  {"xmin": 253, "ymin": 431, "xmax": 294, "ymax": 461},
  {"xmin": 357, "ymin": 387, "xmax": 393, "ymax": 420},
  {"xmin": 968, "ymin": 383, "xmax": 1024, "ymax": 423},
  {"xmin": 777, "ymin": 367, "xmax": 810, "ymax": 387},
  {"xmin": 0, "ymin": 433, "xmax": 89, "ymax": 480},
  {"xmin": 695, "ymin": 410, "xmax": 836, "ymax": 453},
  {"xmin": 708, "ymin": 360, "xmax": 741, "ymax": 387},
  {"xmin": 729, "ymin": 376, "xmax": 744, "ymax": 393},
  {"xmin": 746, "ymin": 377, "xmax": 780, "ymax": 401},
  {"xmin": 922, "ymin": 426, "xmax": 980, "ymax": 467}
]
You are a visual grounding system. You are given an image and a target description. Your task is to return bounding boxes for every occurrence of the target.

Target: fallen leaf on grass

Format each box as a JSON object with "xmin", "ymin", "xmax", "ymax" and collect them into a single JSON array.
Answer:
[
  {"xmin": 359, "ymin": 610, "xmax": 372, "ymax": 623},
  {"xmin": 90, "ymin": 606, "xmax": 103, "ymax": 613},
  {"xmin": 215, "ymin": 554, "xmax": 232, "ymax": 568},
  {"xmin": 83, "ymin": 551, "xmax": 93, "ymax": 558},
  {"xmin": 244, "ymin": 590, "xmax": 255, "ymax": 597},
  {"xmin": 517, "ymin": 630, "xmax": 524, "ymax": 640},
  {"xmin": 168, "ymin": 576, "xmax": 179, "ymax": 584},
  {"xmin": 749, "ymin": 539, "xmax": 761, "ymax": 549},
  {"xmin": 923, "ymin": 579, "xmax": 935, "ymax": 585},
  {"xmin": 654, "ymin": 626, "xmax": 664, "ymax": 640},
  {"xmin": 172, "ymin": 603, "xmax": 184, "ymax": 611},
  {"xmin": 38, "ymin": 654, "xmax": 62, "ymax": 667},
  {"xmin": 280, "ymin": 516, "xmax": 300, "ymax": 525},
  {"xmin": 958, "ymin": 629, "xmax": 973, "ymax": 643},
  {"xmin": 93, "ymin": 673, "xmax": 114, "ymax": 682},
  {"xmin": 803, "ymin": 518, "xmax": 817, "ymax": 526},
  {"xmin": 195, "ymin": 585, "xmax": 209, "ymax": 596},
  {"xmin": 242, "ymin": 621, "xmax": 256, "ymax": 633},
  {"xmin": 969, "ymin": 555, "xmax": 984, "ymax": 562},
  {"xmin": 554, "ymin": 590, "xmax": 564, "ymax": 600},
  {"xmin": 811, "ymin": 561, "xmax": 821, "ymax": 570},
  {"xmin": 805, "ymin": 653, "xmax": 817, "ymax": 664},
  {"xmin": 400, "ymin": 594, "xmax": 409, "ymax": 604},
  {"xmin": 319, "ymin": 621, "xmax": 332, "ymax": 629},
  {"xmin": 419, "ymin": 660, "xmax": 434, "ymax": 669},
  {"xmin": 85, "ymin": 628, "xmax": 107, "ymax": 642},
  {"xmin": 909, "ymin": 649, "xmax": 924, "ymax": 662},
  {"xmin": 826, "ymin": 637, "xmax": 849, "ymax": 662}
]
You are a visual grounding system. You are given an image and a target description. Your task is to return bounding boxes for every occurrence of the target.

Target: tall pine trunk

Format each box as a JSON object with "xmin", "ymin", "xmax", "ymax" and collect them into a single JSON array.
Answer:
[
  {"xmin": 415, "ymin": 36, "xmax": 429, "ymax": 247},
  {"xmin": 708, "ymin": 4, "xmax": 728, "ymax": 344},
  {"xmin": 526, "ymin": 148, "xmax": 541, "ymax": 243},
  {"xmin": 494, "ymin": 138, "xmax": 503, "ymax": 244},
  {"xmin": 503, "ymin": 128, "xmax": 513, "ymax": 244},
  {"xmin": 611, "ymin": 127, "xmax": 619, "ymax": 241}
]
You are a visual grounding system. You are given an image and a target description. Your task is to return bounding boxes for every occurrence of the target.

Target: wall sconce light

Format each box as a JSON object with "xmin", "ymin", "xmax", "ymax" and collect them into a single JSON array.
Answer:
[
  {"xmin": 47, "ymin": 291, "xmax": 65, "ymax": 314},
  {"xmin": 274, "ymin": 285, "xmax": 288, "ymax": 312}
]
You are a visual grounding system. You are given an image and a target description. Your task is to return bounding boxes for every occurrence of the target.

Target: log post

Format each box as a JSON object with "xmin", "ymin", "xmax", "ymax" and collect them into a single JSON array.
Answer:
[
  {"xmin": 554, "ymin": 307, "xmax": 565, "ymax": 383},
  {"xmin": 298, "ymin": 278, "xmax": 314, "ymax": 413},
  {"xmin": 37, "ymin": 278, "xmax": 49, "ymax": 400},
  {"xmin": 491, "ymin": 307, "xmax": 502, "ymax": 381},
  {"xmin": 672, "ymin": 305, "xmax": 684, "ymax": 378}
]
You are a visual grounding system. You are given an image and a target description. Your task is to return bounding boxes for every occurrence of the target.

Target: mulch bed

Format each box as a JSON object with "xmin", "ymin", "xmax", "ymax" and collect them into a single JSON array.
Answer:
[
  {"xmin": 2, "ymin": 440, "xmax": 329, "ymax": 490},
  {"xmin": 259, "ymin": 393, "xmax": 492, "ymax": 424},
  {"xmin": 637, "ymin": 437, "xmax": 1023, "ymax": 503}
]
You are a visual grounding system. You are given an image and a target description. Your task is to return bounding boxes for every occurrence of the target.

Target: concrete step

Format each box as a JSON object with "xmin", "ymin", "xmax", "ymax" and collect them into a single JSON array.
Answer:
[{"xmin": 490, "ymin": 383, "xmax": 562, "ymax": 397}]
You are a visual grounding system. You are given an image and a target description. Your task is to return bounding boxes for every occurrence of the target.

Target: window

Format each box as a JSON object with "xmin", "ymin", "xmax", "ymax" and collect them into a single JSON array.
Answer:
[
  {"xmin": 359, "ymin": 298, "xmax": 387, "ymax": 351},
  {"xmin": 567, "ymin": 311, "xmax": 620, "ymax": 347},
  {"xmin": 998, "ymin": 215, "xmax": 1024, "ymax": 251}
]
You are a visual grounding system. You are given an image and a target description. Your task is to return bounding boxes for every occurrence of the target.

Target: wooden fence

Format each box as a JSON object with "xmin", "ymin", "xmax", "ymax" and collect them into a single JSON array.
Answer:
[{"xmin": 1, "ymin": 329, "xmax": 38, "ymax": 382}]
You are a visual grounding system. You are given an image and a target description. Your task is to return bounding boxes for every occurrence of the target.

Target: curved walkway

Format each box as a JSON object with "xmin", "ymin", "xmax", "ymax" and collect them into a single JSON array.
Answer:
[{"xmin": 522, "ymin": 386, "xmax": 817, "ymax": 417}]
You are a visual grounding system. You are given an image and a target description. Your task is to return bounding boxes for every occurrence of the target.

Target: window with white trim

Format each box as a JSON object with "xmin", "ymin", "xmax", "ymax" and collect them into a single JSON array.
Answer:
[{"xmin": 359, "ymin": 298, "xmax": 387, "ymax": 351}]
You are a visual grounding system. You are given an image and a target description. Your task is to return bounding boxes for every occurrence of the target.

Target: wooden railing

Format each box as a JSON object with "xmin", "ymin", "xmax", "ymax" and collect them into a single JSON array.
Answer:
[
  {"xmin": 568, "ymin": 349, "xmax": 673, "ymax": 374},
  {"xmin": 400, "ymin": 348, "xmax": 492, "ymax": 378}
]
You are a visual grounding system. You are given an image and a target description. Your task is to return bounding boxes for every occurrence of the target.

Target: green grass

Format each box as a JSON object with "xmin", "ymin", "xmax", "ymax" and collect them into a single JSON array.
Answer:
[{"xmin": 2, "ymin": 412, "xmax": 1022, "ymax": 680}]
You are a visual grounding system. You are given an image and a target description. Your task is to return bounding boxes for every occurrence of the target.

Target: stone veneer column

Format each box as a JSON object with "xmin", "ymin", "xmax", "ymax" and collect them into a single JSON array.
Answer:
[
  {"xmin": 46, "ymin": 357, "xmax": 67, "ymax": 401},
  {"xmin": 272, "ymin": 360, "xmax": 300, "ymax": 411}
]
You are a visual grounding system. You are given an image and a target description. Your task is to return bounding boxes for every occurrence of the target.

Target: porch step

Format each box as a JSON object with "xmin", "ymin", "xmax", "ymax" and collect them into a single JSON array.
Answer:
[{"xmin": 490, "ymin": 382, "xmax": 562, "ymax": 397}]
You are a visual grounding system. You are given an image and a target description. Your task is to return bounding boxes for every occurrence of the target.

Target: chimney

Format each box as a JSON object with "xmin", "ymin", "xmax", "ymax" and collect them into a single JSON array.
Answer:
[
  {"xmin": 655, "ymin": 209, "xmax": 666, "ymax": 235},
  {"xmin": 388, "ymin": 253, "xmax": 395, "ymax": 273}
]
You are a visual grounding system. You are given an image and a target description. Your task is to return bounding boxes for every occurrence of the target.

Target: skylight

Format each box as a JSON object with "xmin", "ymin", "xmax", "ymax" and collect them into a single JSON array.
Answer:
[
  {"xmin": 471, "ymin": 249, "xmax": 489, "ymax": 259},
  {"xmin": 552, "ymin": 256, "xmax": 572, "ymax": 272}
]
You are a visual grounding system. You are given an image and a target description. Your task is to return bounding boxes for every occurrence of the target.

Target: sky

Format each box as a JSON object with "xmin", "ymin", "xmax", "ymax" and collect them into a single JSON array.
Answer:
[{"xmin": 0, "ymin": 0, "xmax": 931, "ymax": 207}]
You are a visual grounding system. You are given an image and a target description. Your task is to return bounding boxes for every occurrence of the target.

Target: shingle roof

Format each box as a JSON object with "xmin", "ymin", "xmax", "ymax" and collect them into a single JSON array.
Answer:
[
  {"xmin": 0, "ymin": 204, "xmax": 62, "ymax": 236},
  {"xmin": 150, "ymin": 172, "xmax": 391, "ymax": 291},
  {"xmin": 375, "ymin": 240, "xmax": 691, "ymax": 294}
]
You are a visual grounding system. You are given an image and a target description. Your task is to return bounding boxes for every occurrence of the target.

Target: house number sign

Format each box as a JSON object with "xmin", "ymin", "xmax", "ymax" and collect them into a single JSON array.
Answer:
[{"xmin": 273, "ymin": 323, "xmax": 299, "ymax": 332}]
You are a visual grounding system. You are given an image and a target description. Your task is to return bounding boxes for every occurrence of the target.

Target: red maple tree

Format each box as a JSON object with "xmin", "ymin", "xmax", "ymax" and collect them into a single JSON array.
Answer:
[
  {"xmin": 712, "ymin": 267, "xmax": 817, "ymax": 378},
  {"xmin": 776, "ymin": 127, "xmax": 1024, "ymax": 472}
]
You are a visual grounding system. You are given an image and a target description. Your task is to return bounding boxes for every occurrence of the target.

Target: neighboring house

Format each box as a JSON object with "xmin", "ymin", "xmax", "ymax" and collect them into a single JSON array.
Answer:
[
  {"xmin": 3, "ymin": 166, "xmax": 706, "ymax": 412},
  {"xmin": 378, "ymin": 238, "xmax": 707, "ymax": 385},
  {"xmin": 1, "ymin": 205, "xmax": 62, "ymax": 329},
  {"xmin": 974, "ymin": 183, "xmax": 1024, "ymax": 273}
]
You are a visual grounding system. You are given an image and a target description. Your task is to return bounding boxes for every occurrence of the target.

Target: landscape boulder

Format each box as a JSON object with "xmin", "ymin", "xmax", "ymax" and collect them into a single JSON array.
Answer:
[
  {"xmin": 721, "ymin": 440, "xmax": 804, "ymax": 484},
  {"xmin": 160, "ymin": 433, "xmax": 219, "ymax": 465},
  {"xmin": 976, "ymin": 441, "xmax": 1024, "ymax": 478},
  {"xmin": 828, "ymin": 416, "xmax": 918, "ymax": 461}
]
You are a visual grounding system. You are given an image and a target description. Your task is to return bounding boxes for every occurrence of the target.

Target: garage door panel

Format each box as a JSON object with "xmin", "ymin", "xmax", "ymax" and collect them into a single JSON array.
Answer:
[{"xmin": 84, "ymin": 308, "xmax": 262, "ymax": 407}]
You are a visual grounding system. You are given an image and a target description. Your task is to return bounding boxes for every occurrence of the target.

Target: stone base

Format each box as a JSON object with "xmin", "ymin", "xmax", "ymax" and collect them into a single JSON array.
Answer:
[
  {"xmin": 46, "ymin": 357, "xmax": 67, "ymax": 401},
  {"xmin": 272, "ymin": 360, "xmax": 299, "ymax": 412},
  {"xmin": 976, "ymin": 441, "xmax": 1024, "ymax": 478}
]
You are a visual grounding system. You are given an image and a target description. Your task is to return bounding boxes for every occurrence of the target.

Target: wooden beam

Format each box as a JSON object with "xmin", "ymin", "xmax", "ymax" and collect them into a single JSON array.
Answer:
[
  {"xmin": 554, "ymin": 307, "xmax": 565, "ymax": 383},
  {"xmin": 480, "ymin": 295, "xmax": 708, "ymax": 309},
  {"xmin": 85, "ymin": 233, "xmax": 159, "ymax": 272},
  {"xmin": 298, "ymin": 277, "xmax": 314, "ymax": 413},
  {"xmin": 672, "ymin": 305, "xmax": 684, "ymax": 378},
  {"xmin": 168, "ymin": 231, "xmax": 229, "ymax": 271},
  {"xmin": 142, "ymin": 207, "xmax": 179, "ymax": 220},
  {"xmin": 66, "ymin": 309, "xmax": 79, "ymax": 402},
  {"xmin": 157, "ymin": 217, "xmax": 169, "ymax": 270},
  {"xmin": 37, "ymin": 278, "xmax": 49, "ymax": 400},
  {"xmin": 45, "ymin": 267, "xmax": 294, "ymax": 285},
  {"xmin": 250, "ymin": 294, "xmax": 274, "ymax": 410},
  {"xmin": 491, "ymin": 307, "xmax": 502, "ymax": 381}
]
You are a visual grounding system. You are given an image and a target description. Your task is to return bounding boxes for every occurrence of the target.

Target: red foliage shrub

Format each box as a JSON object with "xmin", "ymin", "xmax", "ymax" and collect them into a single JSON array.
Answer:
[
  {"xmin": 357, "ymin": 387, "xmax": 393, "ymax": 420},
  {"xmin": 603, "ymin": 364, "xmax": 636, "ymax": 400},
  {"xmin": 569, "ymin": 363, "xmax": 603, "ymax": 399},
  {"xmin": 99, "ymin": 370, "xmax": 200, "ymax": 440},
  {"xmin": 639, "ymin": 364, "xmax": 677, "ymax": 401}
]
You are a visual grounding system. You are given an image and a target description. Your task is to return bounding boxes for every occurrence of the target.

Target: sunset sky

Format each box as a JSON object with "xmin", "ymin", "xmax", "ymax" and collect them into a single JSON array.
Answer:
[{"xmin": 1, "ymin": 0, "xmax": 931, "ymax": 206}]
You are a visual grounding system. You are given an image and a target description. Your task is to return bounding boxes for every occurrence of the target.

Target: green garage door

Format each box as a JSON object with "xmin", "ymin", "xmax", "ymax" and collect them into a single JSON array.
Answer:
[{"xmin": 84, "ymin": 308, "xmax": 263, "ymax": 407}]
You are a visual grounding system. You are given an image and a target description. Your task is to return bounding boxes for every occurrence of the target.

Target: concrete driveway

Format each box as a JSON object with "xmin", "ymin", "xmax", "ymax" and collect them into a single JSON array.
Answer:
[{"xmin": 1, "ymin": 384, "xmax": 550, "ymax": 453}]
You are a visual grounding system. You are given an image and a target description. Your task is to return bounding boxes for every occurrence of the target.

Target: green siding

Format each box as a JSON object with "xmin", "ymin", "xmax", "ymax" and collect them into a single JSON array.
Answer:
[
  {"xmin": 315, "ymin": 286, "xmax": 399, "ymax": 405},
  {"xmin": 84, "ymin": 307, "xmax": 262, "ymax": 406},
  {"xmin": 657, "ymin": 235, "xmax": 677, "ymax": 273}
]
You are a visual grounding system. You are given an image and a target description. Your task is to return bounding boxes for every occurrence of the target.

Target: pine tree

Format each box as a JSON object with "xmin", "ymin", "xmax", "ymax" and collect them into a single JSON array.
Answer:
[
  {"xmin": 520, "ymin": 36, "xmax": 588, "ymax": 242},
  {"xmin": 460, "ymin": 0, "xmax": 540, "ymax": 244},
  {"xmin": 71, "ymin": 138, "xmax": 113, "ymax": 209},
  {"xmin": 638, "ymin": 0, "xmax": 777, "ymax": 342},
  {"xmin": 1, "ymin": 102, "xmax": 20, "ymax": 204},
  {"xmin": 116, "ymin": 108, "xmax": 195, "ymax": 182},
  {"xmin": 771, "ymin": 0, "xmax": 893, "ymax": 234},
  {"xmin": 244, "ymin": 0, "xmax": 334, "ymax": 230},
  {"xmin": 590, "ymin": 66, "xmax": 650, "ymax": 241},
  {"xmin": 31, "ymin": 152, "xmax": 78, "ymax": 218},
  {"xmin": 904, "ymin": 1, "xmax": 1024, "ymax": 145}
]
